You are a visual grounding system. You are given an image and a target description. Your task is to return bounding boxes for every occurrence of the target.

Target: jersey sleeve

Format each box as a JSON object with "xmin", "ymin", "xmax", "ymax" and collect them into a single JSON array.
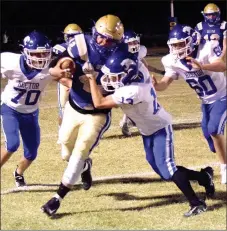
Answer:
[
  {"xmin": 138, "ymin": 45, "xmax": 147, "ymax": 59},
  {"xmin": 111, "ymin": 85, "xmax": 141, "ymax": 105},
  {"xmin": 207, "ymin": 42, "xmax": 223, "ymax": 63},
  {"xmin": 161, "ymin": 55, "xmax": 179, "ymax": 79},
  {"xmin": 67, "ymin": 33, "xmax": 88, "ymax": 61},
  {"xmin": 0, "ymin": 52, "xmax": 16, "ymax": 78},
  {"xmin": 53, "ymin": 43, "xmax": 67, "ymax": 55},
  {"xmin": 194, "ymin": 22, "xmax": 203, "ymax": 34},
  {"xmin": 220, "ymin": 21, "xmax": 227, "ymax": 39}
]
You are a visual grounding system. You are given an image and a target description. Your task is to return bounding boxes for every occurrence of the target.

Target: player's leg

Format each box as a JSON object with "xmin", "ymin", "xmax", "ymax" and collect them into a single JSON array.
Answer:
[
  {"xmin": 57, "ymin": 82, "xmax": 70, "ymax": 144},
  {"xmin": 58, "ymin": 102, "xmax": 80, "ymax": 161},
  {"xmin": 201, "ymin": 104, "xmax": 216, "ymax": 152},
  {"xmin": 207, "ymin": 97, "xmax": 227, "ymax": 184},
  {"xmin": 62, "ymin": 112, "xmax": 111, "ymax": 187},
  {"xmin": 119, "ymin": 113, "xmax": 131, "ymax": 137},
  {"xmin": 41, "ymin": 112, "xmax": 111, "ymax": 216},
  {"xmin": 151, "ymin": 125, "xmax": 207, "ymax": 217},
  {"xmin": 15, "ymin": 109, "xmax": 41, "ymax": 187},
  {"xmin": 57, "ymin": 82, "xmax": 70, "ymax": 126},
  {"xmin": 0, "ymin": 104, "xmax": 20, "ymax": 168}
]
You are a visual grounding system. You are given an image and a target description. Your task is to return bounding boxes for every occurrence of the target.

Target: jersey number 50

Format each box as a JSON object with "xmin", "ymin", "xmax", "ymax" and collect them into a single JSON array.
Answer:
[{"xmin": 11, "ymin": 87, "xmax": 41, "ymax": 105}]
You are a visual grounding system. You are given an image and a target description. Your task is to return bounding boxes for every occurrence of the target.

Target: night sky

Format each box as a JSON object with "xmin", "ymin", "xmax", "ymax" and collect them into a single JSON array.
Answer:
[{"xmin": 1, "ymin": 0, "xmax": 226, "ymax": 46}]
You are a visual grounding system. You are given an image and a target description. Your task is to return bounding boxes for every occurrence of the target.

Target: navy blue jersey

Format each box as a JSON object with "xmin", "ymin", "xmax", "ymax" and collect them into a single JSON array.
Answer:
[
  {"xmin": 195, "ymin": 21, "xmax": 227, "ymax": 49},
  {"xmin": 66, "ymin": 34, "xmax": 129, "ymax": 114}
]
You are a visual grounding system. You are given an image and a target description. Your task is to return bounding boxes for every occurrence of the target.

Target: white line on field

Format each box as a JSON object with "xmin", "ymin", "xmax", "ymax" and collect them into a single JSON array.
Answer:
[
  {"xmin": 0, "ymin": 119, "xmax": 202, "ymax": 141},
  {"xmin": 0, "ymin": 162, "xmax": 220, "ymax": 195}
]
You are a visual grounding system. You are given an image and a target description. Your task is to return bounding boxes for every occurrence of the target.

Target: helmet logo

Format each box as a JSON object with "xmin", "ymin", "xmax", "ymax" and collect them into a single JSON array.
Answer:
[
  {"xmin": 120, "ymin": 58, "xmax": 136, "ymax": 71},
  {"xmin": 23, "ymin": 36, "xmax": 31, "ymax": 44},
  {"xmin": 182, "ymin": 26, "xmax": 192, "ymax": 35}
]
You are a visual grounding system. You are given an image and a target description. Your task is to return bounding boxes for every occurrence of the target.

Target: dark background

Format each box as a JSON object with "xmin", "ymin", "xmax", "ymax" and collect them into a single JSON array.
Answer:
[{"xmin": 1, "ymin": 0, "xmax": 226, "ymax": 52}]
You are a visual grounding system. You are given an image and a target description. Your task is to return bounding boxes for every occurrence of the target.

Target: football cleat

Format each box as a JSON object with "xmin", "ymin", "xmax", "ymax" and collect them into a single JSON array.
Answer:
[
  {"xmin": 200, "ymin": 166, "xmax": 215, "ymax": 198},
  {"xmin": 121, "ymin": 122, "xmax": 132, "ymax": 137},
  {"xmin": 81, "ymin": 158, "xmax": 93, "ymax": 190},
  {"xmin": 13, "ymin": 170, "xmax": 27, "ymax": 188},
  {"xmin": 184, "ymin": 200, "xmax": 207, "ymax": 217},
  {"xmin": 41, "ymin": 197, "xmax": 61, "ymax": 216}
]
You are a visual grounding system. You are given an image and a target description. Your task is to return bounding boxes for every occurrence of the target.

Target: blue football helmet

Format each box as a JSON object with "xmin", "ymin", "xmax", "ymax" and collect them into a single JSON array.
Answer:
[
  {"xmin": 167, "ymin": 24, "xmax": 195, "ymax": 59},
  {"xmin": 123, "ymin": 30, "xmax": 140, "ymax": 53},
  {"xmin": 202, "ymin": 3, "xmax": 221, "ymax": 25},
  {"xmin": 101, "ymin": 50, "xmax": 138, "ymax": 92},
  {"xmin": 22, "ymin": 31, "xmax": 52, "ymax": 69}
]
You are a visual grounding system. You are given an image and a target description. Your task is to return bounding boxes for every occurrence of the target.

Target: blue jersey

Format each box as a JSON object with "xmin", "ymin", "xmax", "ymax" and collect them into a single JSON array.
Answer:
[
  {"xmin": 53, "ymin": 42, "xmax": 68, "ymax": 55},
  {"xmin": 195, "ymin": 21, "xmax": 227, "ymax": 49},
  {"xmin": 66, "ymin": 34, "xmax": 129, "ymax": 114},
  {"xmin": 67, "ymin": 34, "xmax": 128, "ymax": 71}
]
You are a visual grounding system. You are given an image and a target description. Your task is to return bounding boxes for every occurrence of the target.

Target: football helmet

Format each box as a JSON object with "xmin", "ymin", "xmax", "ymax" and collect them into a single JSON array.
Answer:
[
  {"xmin": 101, "ymin": 51, "xmax": 138, "ymax": 92},
  {"xmin": 123, "ymin": 30, "xmax": 140, "ymax": 54},
  {"xmin": 167, "ymin": 24, "xmax": 195, "ymax": 59},
  {"xmin": 22, "ymin": 31, "xmax": 52, "ymax": 69},
  {"xmin": 63, "ymin": 23, "xmax": 82, "ymax": 42},
  {"xmin": 92, "ymin": 14, "xmax": 124, "ymax": 48},
  {"xmin": 202, "ymin": 3, "xmax": 220, "ymax": 25}
]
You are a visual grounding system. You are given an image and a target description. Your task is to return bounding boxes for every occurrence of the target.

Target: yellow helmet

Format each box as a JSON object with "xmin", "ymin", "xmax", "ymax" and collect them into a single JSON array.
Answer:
[
  {"xmin": 94, "ymin": 14, "xmax": 124, "ymax": 41},
  {"xmin": 202, "ymin": 3, "xmax": 220, "ymax": 24},
  {"xmin": 63, "ymin": 23, "xmax": 82, "ymax": 42}
]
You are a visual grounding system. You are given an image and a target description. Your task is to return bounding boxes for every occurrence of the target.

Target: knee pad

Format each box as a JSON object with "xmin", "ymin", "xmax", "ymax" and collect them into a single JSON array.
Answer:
[
  {"xmin": 207, "ymin": 123, "xmax": 218, "ymax": 136},
  {"xmin": 61, "ymin": 144, "xmax": 72, "ymax": 161},
  {"xmin": 61, "ymin": 152, "xmax": 71, "ymax": 161},
  {"xmin": 24, "ymin": 151, "xmax": 38, "ymax": 161},
  {"xmin": 6, "ymin": 139, "xmax": 20, "ymax": 153}
]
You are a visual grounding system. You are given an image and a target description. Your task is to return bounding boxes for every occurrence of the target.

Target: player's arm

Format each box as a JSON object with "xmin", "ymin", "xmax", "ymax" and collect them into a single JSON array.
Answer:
[
  {"xmin": 153, "ymin": 76, "xmax": 174, "ymax": 91},
  {"xmin": 58, "ymin": 78, "xmax": 72, "ymax": 89},
  {"xmin": 221, "ymin": 37, "xmax": 226, "ymax": 62},
  {"xmin": 186, "ymin": 56, "xmax": 226, "ymax": 72},
  {"xmin": 141, "ymin": 58, "xmax": 148, "ymax": 69},
  {"xmin": 153, "ymin": 55, "xmax": 176, "ymax": 91},
  {"xmin": 87, "ymin": 74, "xmax": 117, "ymax": 109}
]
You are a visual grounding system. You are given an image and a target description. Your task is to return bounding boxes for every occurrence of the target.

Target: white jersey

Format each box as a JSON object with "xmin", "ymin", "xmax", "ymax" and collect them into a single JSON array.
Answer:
[
  {"xmin": 162, "ymin": 42, "xmax": 226, "ymax": 104},
  {"xmin": 1, "ymin": 52, "xmax": 52, "ymax": 113},
  {"xmin": 111, "ymin": 63, "xmax": 172, "ymax": 136},
  {"xmin": 138, "ymin": 45, "xmax": 147, "ymax": 60}
]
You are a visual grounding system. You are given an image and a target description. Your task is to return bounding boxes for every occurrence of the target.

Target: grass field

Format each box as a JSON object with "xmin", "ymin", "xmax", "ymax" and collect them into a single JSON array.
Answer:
[{"xmin": 1, "ymin": 57, "xmax": 226, "ymax": 230}]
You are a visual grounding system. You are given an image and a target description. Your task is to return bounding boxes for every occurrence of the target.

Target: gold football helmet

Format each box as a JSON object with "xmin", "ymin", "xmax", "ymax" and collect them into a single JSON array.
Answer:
[
  {"xmin": 94, "ymin": 14, "xmax": 124, "ymax": 41},
  {"xmin": 202, "ymin": 3, "xmax": 220, "ymax": 24},
  {"xmin": 63, "ymin": 23, "xmax": 82, "ymax": 42}
]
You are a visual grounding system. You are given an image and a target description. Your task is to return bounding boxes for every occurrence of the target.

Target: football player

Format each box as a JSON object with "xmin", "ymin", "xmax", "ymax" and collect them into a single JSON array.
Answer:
[
  {"xmin": 153, "ymin": 24, "xmax": 226, "ymax": 184},
  {"xmin": 0, "ymin": 31, "xmax": 55, "ymax": 187},
  {"xmin": 85, "ymin": 50, "xmax": 214, "ymax": 217},
  {"xmin": 53, "ymin": 23, "xmax": 83, "ymax": 127},
  {"xmin": 195, "ymin": 3, "xmax": 226, "ymax": 61},
  {"xmin": 41, "ymin": 14, "xmax": 126, "ymax": 216},
  {"xmin": 119, "ymin": 30, "xmax": 165, "ymax": 137}
]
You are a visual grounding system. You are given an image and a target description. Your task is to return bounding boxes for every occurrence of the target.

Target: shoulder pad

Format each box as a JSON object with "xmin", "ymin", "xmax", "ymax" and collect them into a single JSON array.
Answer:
[
  {"xmin": 220, "ymin": 21, "xmax": 227, "ymax": 30},
  {"xmin": 196, "ymin": 22, "xmax": 203, "ymax": 31}
]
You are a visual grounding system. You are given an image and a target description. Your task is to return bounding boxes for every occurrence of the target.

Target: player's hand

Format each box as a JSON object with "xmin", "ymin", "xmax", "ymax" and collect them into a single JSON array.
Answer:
[
  {"xmin": 49, "ymin": 66, "xmax": 72, "ymax": 80},
  {"xmin": 151, "ymin": 74, "xmax": 158, "ymax": 85},
  {"xmin": 82, "ymin": 61, "xmax": 95, "ymax": 75},
  {"xmin": 186, "ymin": 57, "xmax": 203, "ymax": 70}
]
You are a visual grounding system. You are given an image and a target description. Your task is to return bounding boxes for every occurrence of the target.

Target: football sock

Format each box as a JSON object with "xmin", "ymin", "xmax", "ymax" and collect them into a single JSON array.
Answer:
[
  {"xmin": 177, "ymin": 165, "xmax": 208, "ymax": 186},
  {"xmin": 56, "ymin": 182, "xmax": 71, "ymax": 199},
  {"xmin": 172, "ymin": 169, "xmax": 201, "ymax": 206}
]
